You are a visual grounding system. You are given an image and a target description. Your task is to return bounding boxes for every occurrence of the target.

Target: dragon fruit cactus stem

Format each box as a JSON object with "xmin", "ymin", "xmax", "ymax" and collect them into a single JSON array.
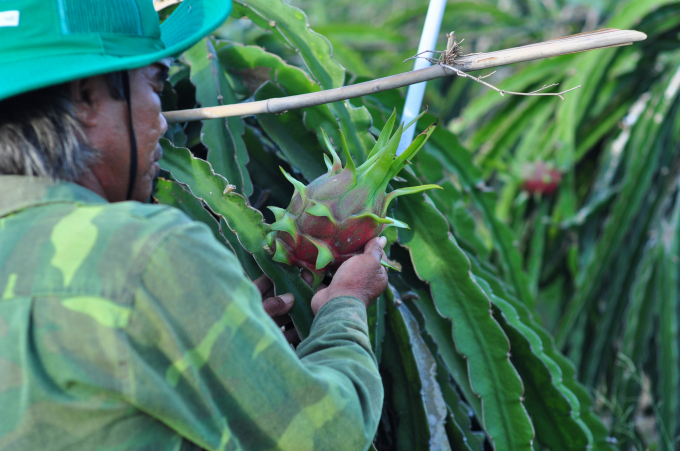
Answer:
[{"xmin": 265, "ymin": 110, "xmax": 441, "ymax": 285}]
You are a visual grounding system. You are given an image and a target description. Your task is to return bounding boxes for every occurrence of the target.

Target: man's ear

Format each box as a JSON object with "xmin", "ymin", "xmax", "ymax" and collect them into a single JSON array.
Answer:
[{"xmin": 69, "ymin": 76, "xmax": 105, "ymax": 127}]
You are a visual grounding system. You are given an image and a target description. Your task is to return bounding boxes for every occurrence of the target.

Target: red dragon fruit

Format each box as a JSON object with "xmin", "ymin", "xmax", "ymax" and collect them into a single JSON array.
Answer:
[
  {"xmin": 266, "ymin": 111, "xmax": 440, "ymax": 284},
  {"xmin": 520, "ymin": 161, "xmax": 562, "ymax": 195}
]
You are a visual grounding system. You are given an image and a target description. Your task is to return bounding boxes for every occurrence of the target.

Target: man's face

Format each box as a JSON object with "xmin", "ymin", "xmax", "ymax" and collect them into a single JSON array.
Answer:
[
  {"xmin": 127, "ymin": 63, "xmax": 170, "ymax": 201},
  {"xmin": 77, "ymin": 62, "xmax": 169, "ymax": 202}
]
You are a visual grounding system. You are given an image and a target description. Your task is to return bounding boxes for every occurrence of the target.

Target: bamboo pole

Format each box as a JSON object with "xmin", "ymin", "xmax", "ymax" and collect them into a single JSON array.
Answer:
[{"xmin": 163, "ymin": 29, "xmax": 647, "ymax": 124}]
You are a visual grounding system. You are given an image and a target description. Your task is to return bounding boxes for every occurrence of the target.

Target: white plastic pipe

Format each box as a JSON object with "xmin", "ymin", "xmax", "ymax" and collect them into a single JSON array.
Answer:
[{"xmin": 396, "ymin": 0, "xmax": 447, "ymax": 156}]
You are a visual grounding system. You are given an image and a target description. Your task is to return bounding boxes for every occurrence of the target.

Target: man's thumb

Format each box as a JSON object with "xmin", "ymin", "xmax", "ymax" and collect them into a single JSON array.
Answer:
[{"xmin": 364, "ymin": 236, "xmax": 387, "ymax": 259}]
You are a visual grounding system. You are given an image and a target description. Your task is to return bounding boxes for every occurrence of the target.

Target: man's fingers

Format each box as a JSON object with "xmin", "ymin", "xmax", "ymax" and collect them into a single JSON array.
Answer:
[
  {"xmin": 253, "ymin": 274, "xmax": 273, "ymax": 296},
  {"xmin": 263, "ymin": 287, "xmax": 275, "ymax": 299},
  {"xmin": 363, "ymin": 236, "xmax": 388, "ymax": 263},
  {"xmin": 284, "ymin": 328, "xmax": 301, "ymax": 346},
  {"xmin": 301, "ymin": 269, "xmax": 315, "ymax": 288},
  {"xmin": 262, "ymin": 293, "xmax": 294, "ymax": 317},
  {"xmin": 274, "ymin": 313, "xmax": 292, "ymax": 327}
]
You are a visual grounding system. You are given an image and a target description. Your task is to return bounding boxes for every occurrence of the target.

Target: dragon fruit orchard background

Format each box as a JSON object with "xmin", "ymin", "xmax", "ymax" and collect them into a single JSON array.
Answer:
[{"xmin": 155, "ymin": 0, "xmax": 680, "ymax": 449}]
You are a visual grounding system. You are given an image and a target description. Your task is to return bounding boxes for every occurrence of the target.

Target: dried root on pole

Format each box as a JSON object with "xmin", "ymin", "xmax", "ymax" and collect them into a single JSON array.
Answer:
[{"xmin": 406, "ymin": 31, "xmax": 581, "ymax": 100}]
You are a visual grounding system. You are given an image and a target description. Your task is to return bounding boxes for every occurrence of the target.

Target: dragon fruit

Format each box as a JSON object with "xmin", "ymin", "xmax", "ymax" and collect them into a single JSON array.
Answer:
[
  {"xmin": 266, "ymin": 111, "xmax": 441, "ymax": 284},
  {"xmin": 520, "ymin": 161, "xmax": 562, "ymax": 194}
]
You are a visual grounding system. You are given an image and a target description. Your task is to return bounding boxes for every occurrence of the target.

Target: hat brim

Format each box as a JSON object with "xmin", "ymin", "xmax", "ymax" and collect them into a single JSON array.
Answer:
[{"xmin": 0, "ymin": 0, "xmax": 232, "ymax": 101}]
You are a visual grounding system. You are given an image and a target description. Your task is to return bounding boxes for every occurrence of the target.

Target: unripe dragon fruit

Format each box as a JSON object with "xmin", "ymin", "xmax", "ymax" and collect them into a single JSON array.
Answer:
[{"xmin": 266, "ymin": 111, "xmax": 441, "ymax": 284}]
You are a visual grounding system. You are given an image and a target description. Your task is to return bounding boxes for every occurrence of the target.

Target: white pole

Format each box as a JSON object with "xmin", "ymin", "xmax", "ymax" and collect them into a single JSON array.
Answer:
[{"xmin": 396, "ymin": 0, "xmax": 447, "ymax": 156}]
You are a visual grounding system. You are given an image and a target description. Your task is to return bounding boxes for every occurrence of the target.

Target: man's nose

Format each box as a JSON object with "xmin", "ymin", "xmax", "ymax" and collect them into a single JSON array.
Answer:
[{"xmin": 159, "ymin": 111, "xmax": 168, "ymax": 136}]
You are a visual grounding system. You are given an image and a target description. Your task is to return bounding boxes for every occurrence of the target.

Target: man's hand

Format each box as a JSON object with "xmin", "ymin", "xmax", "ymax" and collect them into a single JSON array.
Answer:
[
  {"xmin": 311, "ymin": 237, "xmax": 389, "ymax": 315},
  {"xmin": 253, "ymin": 275, "xmax": 299, "ymax": 345}
]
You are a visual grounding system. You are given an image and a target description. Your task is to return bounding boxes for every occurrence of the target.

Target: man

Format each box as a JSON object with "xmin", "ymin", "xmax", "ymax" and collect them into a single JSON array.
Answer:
[{"xmin": 0, "ymin": 0, "xmax": 387, "ymax": 450}]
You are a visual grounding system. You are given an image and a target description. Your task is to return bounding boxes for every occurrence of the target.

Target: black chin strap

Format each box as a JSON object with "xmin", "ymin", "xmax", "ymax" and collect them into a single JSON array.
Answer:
[{"xmin": 122, "ymin": 71, "xmax": 138, "ymax": 201}]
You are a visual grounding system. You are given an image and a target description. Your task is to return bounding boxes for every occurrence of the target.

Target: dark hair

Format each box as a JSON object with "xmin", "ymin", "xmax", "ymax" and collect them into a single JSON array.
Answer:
[
  {"xmin": 104, "ymin": 72, "xmax": 125, "ymax": 101},
  {"xmin": 0, "ymin": 71, "xmax": 126, "ymax": 181}
]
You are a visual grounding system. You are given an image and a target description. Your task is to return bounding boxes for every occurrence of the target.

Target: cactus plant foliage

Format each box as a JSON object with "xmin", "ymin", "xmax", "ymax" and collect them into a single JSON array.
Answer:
[{"xmin": 153, "ymin": 0, "xmax": 680, "ymax": 449}]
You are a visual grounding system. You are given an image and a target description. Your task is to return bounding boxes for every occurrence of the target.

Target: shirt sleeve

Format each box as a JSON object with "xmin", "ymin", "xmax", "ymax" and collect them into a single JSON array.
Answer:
[{"xmin": 123, "ymin": 220, "xmax": 383, "ymax": 451}]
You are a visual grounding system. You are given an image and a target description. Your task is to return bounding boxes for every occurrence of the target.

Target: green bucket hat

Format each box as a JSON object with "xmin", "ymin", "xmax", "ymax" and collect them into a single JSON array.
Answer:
[{"xmin": 0, "ymin": 0, "xmax": 233, "ymax": 102}]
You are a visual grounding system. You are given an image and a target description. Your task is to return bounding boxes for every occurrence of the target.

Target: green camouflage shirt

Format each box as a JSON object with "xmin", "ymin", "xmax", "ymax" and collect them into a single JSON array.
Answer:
[{"xmin": 0, "ymin": 176, "xmax": 382, "ymax": 451}]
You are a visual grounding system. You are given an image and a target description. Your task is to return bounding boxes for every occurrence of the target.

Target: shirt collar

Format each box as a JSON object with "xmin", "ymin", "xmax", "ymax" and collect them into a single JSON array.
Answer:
[{"xmin": 0, "ymin": 175, "xmax": 107, "ymax": 218}]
